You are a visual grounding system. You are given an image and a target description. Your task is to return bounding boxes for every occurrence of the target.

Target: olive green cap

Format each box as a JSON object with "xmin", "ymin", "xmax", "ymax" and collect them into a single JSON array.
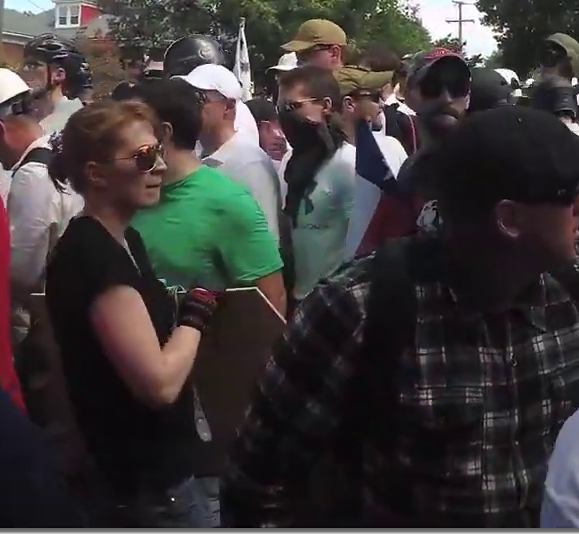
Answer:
[
  {"xmin": 334, "ymin": 65, "xmax": 393, "ymax": 96},
  {"xmin": 282, "ymin": 19, "xmax": 347, "ymax": 52}
]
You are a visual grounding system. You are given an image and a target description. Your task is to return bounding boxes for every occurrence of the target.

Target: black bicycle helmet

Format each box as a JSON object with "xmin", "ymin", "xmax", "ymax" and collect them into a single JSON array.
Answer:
[
  {"xmin": 163, "ymin": 35, "xmax": 224, "ymax": 77},
  {"xmin": 23, "ymin": 33, "xmax": 88, "ymax": 99}
]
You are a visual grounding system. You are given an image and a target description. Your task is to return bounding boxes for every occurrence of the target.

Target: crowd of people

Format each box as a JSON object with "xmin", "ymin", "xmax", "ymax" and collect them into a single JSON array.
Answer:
[{"xmin": 1, "ymin": 15, "xmax": 579, "ymax": 528}]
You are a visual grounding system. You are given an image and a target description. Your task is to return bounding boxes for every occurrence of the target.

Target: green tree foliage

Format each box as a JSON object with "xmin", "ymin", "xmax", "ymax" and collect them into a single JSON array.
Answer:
[
  {"xmin": 97, "ymin": 0, "xmax": 432, "ymax": 84},
  {"xmin": 475, "ymin": 0, "xmax": 577, "ymax": 75},
  {"xmin": 432, "ymin": 34, "xmax": 484, "ymax": 67}
]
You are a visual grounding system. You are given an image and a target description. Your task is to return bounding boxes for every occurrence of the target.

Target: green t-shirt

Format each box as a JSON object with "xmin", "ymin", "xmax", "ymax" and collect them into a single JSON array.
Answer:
[{"xmin": 132, "ymin": 165, "xmax": 283, "ymax": 289}]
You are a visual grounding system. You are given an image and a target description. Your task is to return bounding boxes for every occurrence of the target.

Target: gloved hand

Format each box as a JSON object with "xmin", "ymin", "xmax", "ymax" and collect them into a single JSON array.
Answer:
[{"xmin": 177, "ymin": 287, "xmax": 220, "ymax": 332}]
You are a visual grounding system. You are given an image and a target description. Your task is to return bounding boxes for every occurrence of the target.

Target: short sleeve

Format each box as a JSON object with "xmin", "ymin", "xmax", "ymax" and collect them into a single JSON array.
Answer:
[
  {"xmin": 49, "ymin": 218, "xmax": 142, "ymax": 309},
  {"xmin": 218, "ymin": 191, "xmax": 283, "ymax": 284}
]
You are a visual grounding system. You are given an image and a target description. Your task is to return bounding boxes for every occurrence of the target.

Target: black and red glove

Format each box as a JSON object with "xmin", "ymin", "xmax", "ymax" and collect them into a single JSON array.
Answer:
[{"xmin": 177, "ymin": 288, "xmax": 220, "ymax": 332}]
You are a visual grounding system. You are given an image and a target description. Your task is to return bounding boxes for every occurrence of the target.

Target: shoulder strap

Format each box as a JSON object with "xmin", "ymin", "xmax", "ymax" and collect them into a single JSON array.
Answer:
[
  {"xmin": 364, "ymin": 236, "xmax": 417, "ymax": 377},
  {"xmin": 12, "ymin": 147, "xmax": 53, "ymax": 177}
]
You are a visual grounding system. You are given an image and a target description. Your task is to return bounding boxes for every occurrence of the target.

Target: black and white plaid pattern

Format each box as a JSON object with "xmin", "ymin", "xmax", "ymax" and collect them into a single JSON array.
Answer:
[{"xmin": 221, "ymin": 247, "xmax": 579, "ymax": 527}]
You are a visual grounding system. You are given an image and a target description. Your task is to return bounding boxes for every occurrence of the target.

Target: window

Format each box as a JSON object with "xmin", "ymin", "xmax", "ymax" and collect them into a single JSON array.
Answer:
[
  {"xmin": 55, "ymin": 4, "xmax": 81, "ymax": 28},
  {"xmin": 69, "ymin": 5, "xmax": 80, "ymax": 25},
  {"xmin": 57, "ymin": 5, "xmax": 67, "ymax": 26}
]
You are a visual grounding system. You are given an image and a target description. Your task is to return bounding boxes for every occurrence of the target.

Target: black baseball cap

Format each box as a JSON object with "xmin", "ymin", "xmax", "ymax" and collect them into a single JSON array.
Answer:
[
  {"xmin": 432, "ymin": 106, "xmax": 579, "ymax": 207},
  {"xmin": 246, "ymin": 97, "xmax": 278, "ymax": 125},
  {"xmin": 407, "ymin": 47, "xmax": 470, "ymax": 85}
]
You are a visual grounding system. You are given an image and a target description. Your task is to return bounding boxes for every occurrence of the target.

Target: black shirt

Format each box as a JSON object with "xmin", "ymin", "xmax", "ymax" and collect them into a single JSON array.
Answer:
[{"xmin": 45, "ymin": 216, "xmax": 198, "ymax": 494}]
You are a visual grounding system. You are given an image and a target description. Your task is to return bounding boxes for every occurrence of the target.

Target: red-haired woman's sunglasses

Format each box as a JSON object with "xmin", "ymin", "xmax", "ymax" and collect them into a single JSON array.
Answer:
[{"xmin": 116, "ymin": 142, "xmax": 164, "ymax": 172}]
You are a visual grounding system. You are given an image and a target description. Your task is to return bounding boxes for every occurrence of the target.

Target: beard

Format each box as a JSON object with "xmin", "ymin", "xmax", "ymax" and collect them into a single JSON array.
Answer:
[{"xmin": 420, "ymin": 105, "xmax": 463, "ymax": 138}]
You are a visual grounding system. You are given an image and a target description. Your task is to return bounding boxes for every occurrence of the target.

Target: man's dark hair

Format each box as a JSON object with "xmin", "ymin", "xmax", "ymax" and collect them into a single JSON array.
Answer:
[
  {"xmin": 359, "ymin": 42, "xmax": 401, "ymax": 72},
  {"xmin": 278, "ymin": 65, "xmax": 342, "ymax": 112},
  {"xmin": 132, "ymin": 78, "xmax": 203, "ymax": 150}
]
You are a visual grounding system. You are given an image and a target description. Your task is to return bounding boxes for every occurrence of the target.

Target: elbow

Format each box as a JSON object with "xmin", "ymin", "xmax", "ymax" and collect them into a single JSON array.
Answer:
[{"xmin": 135, "ymin": 380, "xmax": 183, "ymax": 410}]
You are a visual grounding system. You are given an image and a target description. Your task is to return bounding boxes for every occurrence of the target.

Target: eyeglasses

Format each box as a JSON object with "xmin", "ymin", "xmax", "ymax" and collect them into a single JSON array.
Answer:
[
  {"xmin": 115, "ymin": 142, "xmax": 164, "ymax": 172},
  {"xmin": 296, "ymin": 45, "xmax": 333, "ymax": 65},
  {"xmin": 419, "ymin": 72, "xmax": 470, "ymax": 99},
  {"xmin": 276, "ymin": 98, "xmax": 320, "ymax": 113}
]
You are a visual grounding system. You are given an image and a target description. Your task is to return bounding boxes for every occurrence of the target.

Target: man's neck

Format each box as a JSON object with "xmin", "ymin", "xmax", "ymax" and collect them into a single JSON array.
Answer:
[
  {"xmin": 163, "ymin": 149, "xmax": 203, "ymax": 185},
  {"xmin": 342, "ymin": 120, "xmax": 356, "ymax": 146},
  {"xmin": 444, "ymin": 239, "xmax": 540, "ymax": 313},
  {"xmin": 10, "ymin": 125, "xmax": 45, "ymax": 169},
  {"xmin": 201, "ymin": 124, "xmax": 236, "ymax": 155}
]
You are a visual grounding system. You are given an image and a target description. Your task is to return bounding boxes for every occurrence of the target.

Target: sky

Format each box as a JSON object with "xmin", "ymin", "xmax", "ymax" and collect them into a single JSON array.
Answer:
[
  {"xmin": 415, "ymin": 0, "xmax": 498, "ymax": 56},
  {"xmin": 9, "ymin": 0, "xmax": 498, "ymax": 57}
]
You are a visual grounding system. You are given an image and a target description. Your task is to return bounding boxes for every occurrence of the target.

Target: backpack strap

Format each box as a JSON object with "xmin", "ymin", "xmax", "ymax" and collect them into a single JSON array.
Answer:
[{"xmin": 12, "ymin": 147, "xmax": 53, "ymax": 177}]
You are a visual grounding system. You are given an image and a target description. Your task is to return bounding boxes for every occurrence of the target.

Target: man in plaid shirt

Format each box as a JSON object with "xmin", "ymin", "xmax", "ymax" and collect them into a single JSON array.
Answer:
[{"xmin": 221, "ymin": 107, "xmax": 579, "ymax": 527}]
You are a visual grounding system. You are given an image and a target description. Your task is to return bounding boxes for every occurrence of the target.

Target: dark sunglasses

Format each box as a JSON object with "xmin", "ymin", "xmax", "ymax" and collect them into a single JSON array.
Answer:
[
  {"xmin": 116, "ymin": 142, "xmax": 164, "ymax": 172},
  {"xmin": 276, "ymin": 97, "xmax": 320, "ymax": 113},
  {"xmin": 419, "ymin": 69, "xmax": 471, "ymax": 99}
]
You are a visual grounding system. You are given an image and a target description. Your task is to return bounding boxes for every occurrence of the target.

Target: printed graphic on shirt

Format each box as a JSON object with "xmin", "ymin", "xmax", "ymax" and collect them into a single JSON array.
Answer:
[{"xmin": 416, "ymin": 199, "xmax": 442, "ymax": 233}]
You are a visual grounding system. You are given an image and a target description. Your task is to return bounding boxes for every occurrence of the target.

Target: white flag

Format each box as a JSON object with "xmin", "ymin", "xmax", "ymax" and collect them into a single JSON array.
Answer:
[{"xmin": 233, "ymin": 17, "xmax": 252, "ymax": 101}]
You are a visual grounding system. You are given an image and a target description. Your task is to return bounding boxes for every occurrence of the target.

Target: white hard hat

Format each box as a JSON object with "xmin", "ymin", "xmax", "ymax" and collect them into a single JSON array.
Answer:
[
  {"xmin": 0, "ymin": 68, "xmax": 30, "ymax": 107},
  {"xmin": 494, "ymin": 68, "xmax": 519, "ymax": 86},
  {"xmin": 267, "ymin": 52, "xmax": 298, "ymax": 72}
]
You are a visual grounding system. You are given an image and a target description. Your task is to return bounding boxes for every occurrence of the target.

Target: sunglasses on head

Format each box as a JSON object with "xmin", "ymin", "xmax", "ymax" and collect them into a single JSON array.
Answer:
[{"xmin": 116, "ymin": 142, "xmax": 164, "ymax": 172}]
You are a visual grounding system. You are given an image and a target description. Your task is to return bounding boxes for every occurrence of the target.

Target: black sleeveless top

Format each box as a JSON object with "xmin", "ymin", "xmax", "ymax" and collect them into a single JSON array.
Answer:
[{"xmin": 46, "ymin": 216, "xmax": 198, "ymax": 494}]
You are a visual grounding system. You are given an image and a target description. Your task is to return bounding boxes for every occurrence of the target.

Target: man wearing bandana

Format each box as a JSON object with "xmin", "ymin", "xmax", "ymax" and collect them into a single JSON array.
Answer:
[{"xmin": 276, "ymin": 65, "xmax": 353, "ymax": 310}]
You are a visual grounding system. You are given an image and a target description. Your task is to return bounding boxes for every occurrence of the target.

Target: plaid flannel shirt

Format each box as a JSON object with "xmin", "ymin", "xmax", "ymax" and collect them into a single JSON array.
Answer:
[{"xmin": 221, "ymin": 242, "xmax": 579, "ymax": 527}]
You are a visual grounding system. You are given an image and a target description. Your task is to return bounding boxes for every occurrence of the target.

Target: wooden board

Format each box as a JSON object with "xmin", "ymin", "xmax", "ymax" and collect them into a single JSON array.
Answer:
[
  {"xmin": 190, "ymin": 287, "xmax": 286, "ymax": 474},
  {"xmin": 31, "ymin": 288, "xmax": 286, "ymax": 476}
]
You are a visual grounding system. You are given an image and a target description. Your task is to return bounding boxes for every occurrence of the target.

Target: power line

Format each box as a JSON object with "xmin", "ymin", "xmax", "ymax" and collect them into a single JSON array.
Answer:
[{"xmin": 446, "ymin": 0, "xmax": 475, "ymax": 47}]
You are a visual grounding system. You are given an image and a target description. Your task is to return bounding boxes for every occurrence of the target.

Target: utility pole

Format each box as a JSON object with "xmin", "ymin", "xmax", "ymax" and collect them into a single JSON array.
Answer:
[
  {"xmin": 445, "ymin": 0, "xmax": 475, "ymax": 48},
  {"xmin": 0, "ymin": 0, "xmax": 4, "ymax": 65}
]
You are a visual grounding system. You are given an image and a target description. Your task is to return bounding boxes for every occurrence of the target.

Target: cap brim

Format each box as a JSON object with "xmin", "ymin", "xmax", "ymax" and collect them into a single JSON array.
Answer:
[
  {"xmin": 267, "ymin": 64, "xmax": 297, "ymax": 72},
  {"xmin": 364, "ymin": 71, "xmax": 394, "ymax": 90},
  {"xmin": 172, "ymin": 73, "xmax": 211, "ymax": 90},
  {"xmin": 281, "ymin": 40, "xmax": 314, "ymax": 52}
]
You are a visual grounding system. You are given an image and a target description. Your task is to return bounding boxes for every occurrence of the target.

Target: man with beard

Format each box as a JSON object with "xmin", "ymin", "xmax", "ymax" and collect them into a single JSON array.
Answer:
[
  {"xmin": 221, "ymin": 106, "xmax": 579, "ymax": 528},
  {"xmin": 397, "ymin": 48, "xmax": 471, "ymax": 234}
]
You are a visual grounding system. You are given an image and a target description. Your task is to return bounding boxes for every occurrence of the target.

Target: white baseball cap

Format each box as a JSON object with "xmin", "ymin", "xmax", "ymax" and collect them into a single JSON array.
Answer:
[
  {"xmin": 267, "ymin": 52, "xmax": 298, "ymax": 72},
  {"xmin": 0, "ymin": 68, "xmax": 30, "ymax": 107},
  {"xmin": 175, "ymin": 64, "xmax": 242, "ymax": 100}
]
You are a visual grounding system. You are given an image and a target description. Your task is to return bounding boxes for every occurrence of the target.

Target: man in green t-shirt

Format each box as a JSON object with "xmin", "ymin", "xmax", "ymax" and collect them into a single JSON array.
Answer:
[{"xmin": 131, "ymin": 78, "xmax": 286, "ymax": 316}]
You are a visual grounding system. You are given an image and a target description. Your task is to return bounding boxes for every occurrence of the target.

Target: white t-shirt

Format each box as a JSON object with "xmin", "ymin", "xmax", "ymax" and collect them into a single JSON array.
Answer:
[
  {"xmin": 40, "ymin": 96, "xmax": 83, "ymax": 137},
  {"xmin": 344, "ymin": 133, "xmax": 408, "ymax": 259},
  {"xmin": 379, "ymin": 94, "xmax": 415, "ymax": 135},
  {"xmin": 279, "ymin": 143, "xmax": 356, "ymax": 300},
  {"xmin": 9, "ymin": 136, "xmax": 84, "ymax": 292},
  {"xmin": 541, "ymin": 408, "xmax": 579, "ymax": 527},
  {"xmin": 195, "ymin": 100, "xmax": 260, "ymax": 156},
  {"xmin": 203, "ymin": 132, "xmax": 282, "ymax": 240}
]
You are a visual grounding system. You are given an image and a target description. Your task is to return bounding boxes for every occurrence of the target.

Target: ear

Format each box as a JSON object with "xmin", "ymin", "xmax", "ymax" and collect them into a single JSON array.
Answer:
[
  {"xmin": 84, "ymin": 161, "xmax": 107, "ymax": 189},
  {"xmin": 321, "ymin": 96, "xmax": 333, "ymax": 114},
  {"xmin": 161, "ymin": 121, "xmax": 173, "ymax": 143},
  {"xmin": 329, "ymin": 45, "xmax": 342, "ymax": 61},
  {"xmin": 342, "ymin": 96, "xmax": 355, "ymax": 113},
  {"xmin": 494, "ymin": 199, "xmax": 522, "ymax": 239},
  {"xmin": 464, "ymin": 92, "xmax": 471, "ymax": 110},
  {"xmin": 0, "ymin": 121, "xmax": 8, "ymax": 141},
  {"xmin": 52, "ymin": 66, "xmax": 66, "ymax": 84}
]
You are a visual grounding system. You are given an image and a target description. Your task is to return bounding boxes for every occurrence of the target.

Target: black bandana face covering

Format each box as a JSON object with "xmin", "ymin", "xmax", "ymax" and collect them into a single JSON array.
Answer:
[{"xmin": 278, "ymin": 110, "xmax": 337, "ymax": 153}]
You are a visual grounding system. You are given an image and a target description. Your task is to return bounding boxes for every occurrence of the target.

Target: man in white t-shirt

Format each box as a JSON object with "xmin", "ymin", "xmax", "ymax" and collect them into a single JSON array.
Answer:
[
  {"xmin": 276, "ymin": 66, "xmax": 356, "ymax": 305},
  {"xmin": 178, "ymin": 64, "xmax": 282, "ymax": 240},
  {"xmin": 20, "ymin": 34, "xmax": 87, "ymax": 136},
  {"xmin": 0, "ymin": 69, "xmax": 82, "ymax": 346},
  {"xmin": 333, "ymin": 65, "xmax": 408, "ymax": 259},
  {"xmin": 164, "ymin": 35, "xmax": 259, "ymax": 147}
]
